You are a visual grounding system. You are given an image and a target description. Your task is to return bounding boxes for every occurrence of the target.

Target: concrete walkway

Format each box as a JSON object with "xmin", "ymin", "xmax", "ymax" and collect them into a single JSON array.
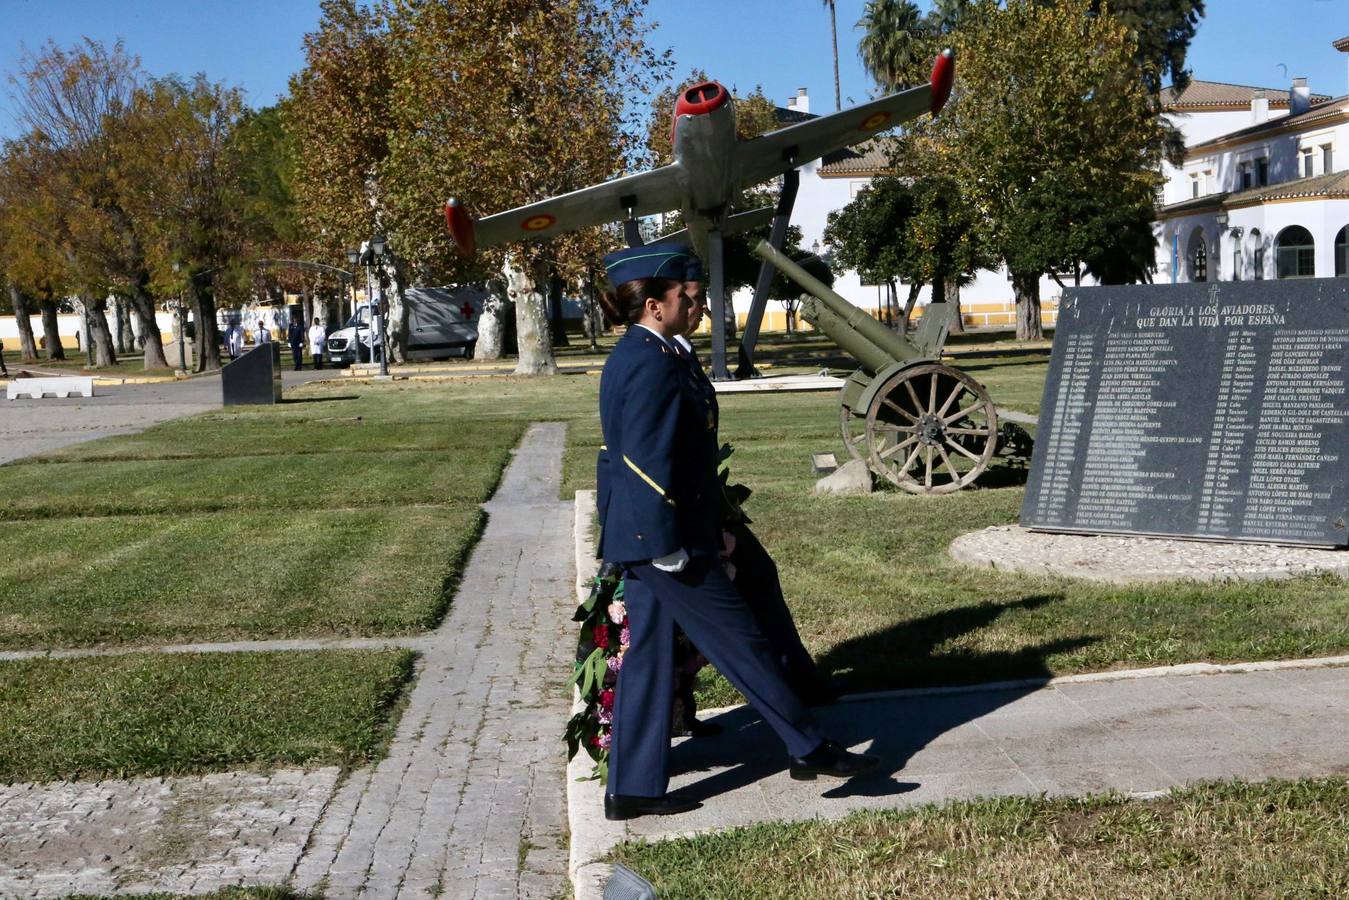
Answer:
[
  {"xmin": 292, "ymin": 422, "xmax": 575, "ymax": 899},
  {"xmin": 566, "ymin": 494, "xmax": 1349, "ymax": 897}
]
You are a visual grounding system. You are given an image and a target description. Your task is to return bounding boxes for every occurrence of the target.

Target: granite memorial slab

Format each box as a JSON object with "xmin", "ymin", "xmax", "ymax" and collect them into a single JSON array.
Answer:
[
  {"xmin": 221, "ymin": 343, "xmax": 282, "ymax": 406},
  {"xmin": 1021, "ymin": 280, "xmax": 1349, "ymax": 547}
]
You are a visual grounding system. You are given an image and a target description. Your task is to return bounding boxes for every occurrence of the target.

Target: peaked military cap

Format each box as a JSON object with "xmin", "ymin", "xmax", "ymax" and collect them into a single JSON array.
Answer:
[
  {"xmin": 603, "ymin": 246, "xmax": 692, "ymax": 286},
  {"xmin": 681, "ymin": 249, "xmax": 704, "ymax": 283}
]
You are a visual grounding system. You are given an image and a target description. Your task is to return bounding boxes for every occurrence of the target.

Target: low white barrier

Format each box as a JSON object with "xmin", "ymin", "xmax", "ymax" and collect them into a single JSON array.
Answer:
[{"xmin": 6, "ymin": 376, "xmax": 95, "ymax": 400}]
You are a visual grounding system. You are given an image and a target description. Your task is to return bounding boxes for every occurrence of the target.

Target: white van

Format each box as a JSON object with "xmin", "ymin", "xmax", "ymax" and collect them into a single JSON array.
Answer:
[{"xmin": 325, "ymin": 285, "xmax": 487, "ymax": 366}]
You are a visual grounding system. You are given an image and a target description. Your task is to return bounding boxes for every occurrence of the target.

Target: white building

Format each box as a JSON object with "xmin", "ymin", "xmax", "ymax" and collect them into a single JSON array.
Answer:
[{"xmin": 1156, "ymin": 36, "xmax": 1348, "ymax": 283}]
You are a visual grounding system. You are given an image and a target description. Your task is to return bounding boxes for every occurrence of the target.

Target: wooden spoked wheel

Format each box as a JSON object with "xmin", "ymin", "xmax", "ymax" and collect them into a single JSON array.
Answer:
[
  {"xmin": 863, "ymin": 363, "xmax": 998, "ymax": 494},
  {"xmin": 840, "ymin": 404, "xmax": 868, "ymax": 461}
]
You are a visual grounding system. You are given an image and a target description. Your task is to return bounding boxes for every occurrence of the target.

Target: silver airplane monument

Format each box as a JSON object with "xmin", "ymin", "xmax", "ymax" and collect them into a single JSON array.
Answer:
[{"xmin": 445, "ymin": 50, "xmax": 955, "ymax": 379}]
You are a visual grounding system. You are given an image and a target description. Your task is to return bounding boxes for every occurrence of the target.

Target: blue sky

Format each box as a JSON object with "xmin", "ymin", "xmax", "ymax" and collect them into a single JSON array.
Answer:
[{"xmin": 0, "ymin": 0, "xmax": 1345, "ymax": 138}]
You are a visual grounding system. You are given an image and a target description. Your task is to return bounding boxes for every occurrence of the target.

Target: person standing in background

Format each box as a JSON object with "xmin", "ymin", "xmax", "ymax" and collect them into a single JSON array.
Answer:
[
  {"xmin": 287, "ymin": 316, "xmax": 305, "ymax": 371},
  {"xmin": 308, "ymin": 318, "xmax": 327, "ymax": 370},
  {"xmin": 255, "ymin": 317, "xmax": 271, "ymax": 345}
]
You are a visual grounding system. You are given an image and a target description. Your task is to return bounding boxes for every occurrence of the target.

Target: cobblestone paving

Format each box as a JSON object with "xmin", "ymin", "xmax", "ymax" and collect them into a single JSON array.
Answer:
[
  {"xmin": 0, "ymin": 768, "xmax": 340, "ymax": 898},
  {"xmin": 292, "ymin": 422, "xmax": 575, "ymax": 899}
]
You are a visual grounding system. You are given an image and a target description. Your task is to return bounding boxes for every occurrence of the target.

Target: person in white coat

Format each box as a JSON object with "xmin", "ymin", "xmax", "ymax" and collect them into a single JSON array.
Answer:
[
  {"xmin": 255, "ymin": 319, "xmax": 271, "ymax": 345},
  {"xmin": 226, "ymin": 322, "xmax": 243, "ymax": 360},
  {"xmin": 308, "ymin": 319, "xmax": 327, "ymax": 370}
]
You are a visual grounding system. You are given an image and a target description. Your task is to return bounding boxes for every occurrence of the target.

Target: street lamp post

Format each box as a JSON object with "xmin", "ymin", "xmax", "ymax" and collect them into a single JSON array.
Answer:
[{"xmin": 348, "ymin": 238, "xmax": 393, "ymax": 377}]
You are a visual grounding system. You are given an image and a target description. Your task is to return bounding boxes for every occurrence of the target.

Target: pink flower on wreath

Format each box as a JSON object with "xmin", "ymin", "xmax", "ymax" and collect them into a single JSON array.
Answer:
[
  {"xmin": 598, "ymin": 732, "xmax": 612, "ymax": 750},
  {"xmin": 599, "ymin": 689, "xmax": 615, "ymax": 710},
  {"xmin": 589, "ymin": 734, "xmax": 603, "ymax": 748},
  {"xmin": 607, "ymin": 600, "xmax": 626, "ymax": 623},
  {"xmin": 607, "ymin": 655, "xmax": 623, "ymax": 673},
  {"xmin": 620, "ymin": 626, "xmax": 631, "ymax": 646},
  {"xmin": 597, "ymin": 707, "xmax": 613, "ymax": 725}
]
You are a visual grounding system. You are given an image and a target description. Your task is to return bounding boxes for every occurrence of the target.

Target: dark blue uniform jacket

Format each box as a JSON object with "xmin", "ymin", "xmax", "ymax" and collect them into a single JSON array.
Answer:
[{"xmin": 597, "ymin": 327, "xmax": 721, "ymax": 564}]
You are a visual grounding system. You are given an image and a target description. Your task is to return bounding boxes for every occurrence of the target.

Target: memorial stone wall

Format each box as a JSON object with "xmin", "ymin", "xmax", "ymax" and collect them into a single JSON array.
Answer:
[{"xmin": 1021, "ymin": 281, "xmax": 1349, "ymax": 547}]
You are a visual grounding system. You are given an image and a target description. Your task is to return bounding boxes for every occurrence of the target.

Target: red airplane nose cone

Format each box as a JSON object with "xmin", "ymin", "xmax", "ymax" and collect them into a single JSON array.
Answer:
[{"xmin": 931, "ymin": 49, "xmax": 955, "ymax": 116}]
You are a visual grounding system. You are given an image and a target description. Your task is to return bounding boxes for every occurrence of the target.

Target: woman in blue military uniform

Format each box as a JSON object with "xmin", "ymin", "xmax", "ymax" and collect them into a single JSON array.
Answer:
[
  {"xmin": 675, "ymin": 253, "xmax": 836, "ymax": 705},
  {"xmin": 596, "ymin": 246, "xmax": 876, "ymax": 821}
]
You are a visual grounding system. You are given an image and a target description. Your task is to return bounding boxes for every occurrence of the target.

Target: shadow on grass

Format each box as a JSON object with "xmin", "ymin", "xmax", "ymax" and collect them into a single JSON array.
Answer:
[
  {"xmin": 670, "ymin": 595, "xmax": 1099, "ymax": 803},
  {"xmin": 280, "ymin": 395, "xmax": 361, "ymax": 404}
]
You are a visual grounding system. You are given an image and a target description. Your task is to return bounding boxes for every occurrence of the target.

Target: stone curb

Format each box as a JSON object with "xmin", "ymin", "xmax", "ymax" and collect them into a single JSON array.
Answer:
[{"xmin": 567, "ymin": 489, "xmax": 616, "ymax": 900}]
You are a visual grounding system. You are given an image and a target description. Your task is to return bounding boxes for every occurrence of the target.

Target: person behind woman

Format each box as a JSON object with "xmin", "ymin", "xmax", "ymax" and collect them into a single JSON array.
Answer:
[
  {"xmin": 676, "ymin": 253, "xmax": 836, "ymax": 705},
  {"xmin": 596, "ymin": 246, "xmax": 876, "ymax": 821}
]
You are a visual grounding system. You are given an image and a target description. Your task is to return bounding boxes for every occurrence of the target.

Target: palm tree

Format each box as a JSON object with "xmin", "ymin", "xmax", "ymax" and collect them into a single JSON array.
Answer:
[
  {"xmin": 822, "ymin": 0, "xmax": 841, "ymax": 111},
  {"xmin": 857, "ymin": 0, "xmax": 929, "ymax": 91}
]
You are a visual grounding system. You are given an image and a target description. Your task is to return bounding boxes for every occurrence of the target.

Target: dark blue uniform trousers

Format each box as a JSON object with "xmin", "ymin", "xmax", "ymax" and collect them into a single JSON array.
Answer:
[
  {"xmin": 610, "ymin": 555, "xmax": 825, "ymax": 798},
  {"xmin": 728, "ymin": 522, "xmax": 824, "ymax": 694}
]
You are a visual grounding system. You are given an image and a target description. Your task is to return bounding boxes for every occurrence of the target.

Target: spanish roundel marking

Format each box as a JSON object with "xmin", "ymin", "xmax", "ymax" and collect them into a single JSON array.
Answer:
[
  {"xmin": 522, "ymin": 214, "xmax": 556, "ymax": 232},
  {"xmin": 860, "ymin": 111, "xmax": 891, "ymax": 131}
]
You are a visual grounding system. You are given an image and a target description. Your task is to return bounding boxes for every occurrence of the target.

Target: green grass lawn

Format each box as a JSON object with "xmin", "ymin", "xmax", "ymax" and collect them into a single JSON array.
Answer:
[
  {"xmin": 0, "ymin": 507, "xmax": 482, "ymax": 647},
  {"xmin": 0, "ymin": 649, "xmax": 413, "ymax": 782},
  {"xmin": 611, "ymin": 778, "xmax": 1349, "ymax": 899}
]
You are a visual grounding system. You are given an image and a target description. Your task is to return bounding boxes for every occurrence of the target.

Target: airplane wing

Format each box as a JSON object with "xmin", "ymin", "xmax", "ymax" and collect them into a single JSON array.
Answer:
[
  {"xmin": 733, "ymin": 50, "xmax": 953, "ymax": 191},
  {"xmin": 446, "ymin": 164, "xmax": 685, "ymax": 254},
  {"xmin": 648, "ymin": 205, "xmax": 775, "ymax": 247}
]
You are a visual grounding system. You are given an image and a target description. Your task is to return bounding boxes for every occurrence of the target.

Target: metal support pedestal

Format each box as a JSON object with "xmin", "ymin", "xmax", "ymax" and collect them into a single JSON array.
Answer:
[{"xmin": 736, "ymin": 168, "xmax": 800, "ymax": 379}]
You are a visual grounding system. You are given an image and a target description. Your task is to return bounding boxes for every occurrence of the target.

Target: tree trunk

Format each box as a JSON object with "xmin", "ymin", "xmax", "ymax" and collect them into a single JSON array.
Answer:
[
  {"xmin": 506, "ymin": 258, "xmax": 557, "ymax": 375},
  {"xmin": 581, "ymin": 277, "xmax": 602, "ymax": 351},
  {"xmin": 1012, "ymin": 270, "xmax": 1043, "ymax": 341},
  {"xmin": 118, "ymin": 297, "xmax": 135, "ymax": 352},
  {"xmin": 127, "ymin": 284, "xmax": 169, "ymax": 369},
  {"xmin": 39, "ymin": 298, "xmax": 65, "ymax": 360},
  {"xmin": 547, "ymin": 272, "xmax": 569, "ymax": 347},
  {"xmin": 945, "ymin": 281, "xmax": 965, "ymax": 335},
  {"xmin": 188, "ymin": 278, "xmax": 222, "ymax": 372},
  {"xmin": 10, "ymin": 285, "xmax": 39, "ymax": 361},
  {"xmin": 386, "ymin": 273, "xmax": 410, "ymax": 364},
  {"xmin": 900, "ymin": 282, "xmax": 922, "ymax": 332},
  {"xmin": 474, "ymin": 280, "xmax": 511, "ymax": 360},
  {"xmin": 85, "ymin": 296, "xmax": 118, "ymax": 368},
  {"xmin": 723, "ymin": 292, "xmax": 737, "ymax": 341},
  {"xmin": 313, "ymin": 290, "xmax": 330, "ymax": 330}
]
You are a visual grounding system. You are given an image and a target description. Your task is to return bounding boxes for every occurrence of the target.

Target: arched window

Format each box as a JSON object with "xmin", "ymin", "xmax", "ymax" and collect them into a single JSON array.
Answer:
[
  {"xmin": 1232, "ymin": 233, "xmax": 1244, "ymax": 281},
  {"xmin": 1188, "ymin": 229, "xmax": 1207, "ymax": 282},
  {"xmin": 1336, "ymin": 226, "xmax": 1348, "ymax": 277},
  {"xmin": 1249, "ymin": 228, "xmax": 1265, "ymax": 280},
  {"xmin": 1276, "ymin": 225, "xmax": 1316, "ymax": 278}
]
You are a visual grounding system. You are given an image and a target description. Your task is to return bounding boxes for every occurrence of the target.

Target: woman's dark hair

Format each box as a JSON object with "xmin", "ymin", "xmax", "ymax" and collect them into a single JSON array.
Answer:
[{"xmin": 598, "ymin": 277, "xmax": 682, "ymax": 327}]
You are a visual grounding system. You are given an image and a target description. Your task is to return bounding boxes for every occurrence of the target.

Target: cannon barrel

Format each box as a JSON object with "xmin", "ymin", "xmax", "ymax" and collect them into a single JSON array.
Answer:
[
  {"xmin": 799, "ymin": 297, "xmax": 895, "ymax": 375},
  {"xmin": 752, "ymin": 239, "xmax": 924, "ymax": 371}
]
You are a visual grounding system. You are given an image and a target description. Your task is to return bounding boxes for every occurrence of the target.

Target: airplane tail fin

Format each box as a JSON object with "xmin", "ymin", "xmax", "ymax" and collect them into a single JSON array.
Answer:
[{"xmin": 444, "ymin": 198, "xmax": 478, "ymax": 255}]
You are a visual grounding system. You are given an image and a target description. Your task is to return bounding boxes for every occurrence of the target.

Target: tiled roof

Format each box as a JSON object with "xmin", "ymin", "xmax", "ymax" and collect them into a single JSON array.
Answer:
[
  {"xmin": 1159, "ymin": 79, "xmax": 1332, "ymax": 110},
  {"xmin": 1335, "ymin": 36, "xmax": 1349, "ymax": 52},
  {"xmin": 1158, "ymin": 170, "xmax": 1349, "ymax": 218},
  {"xmin": 1189, "ymin": 95, "xmax": 1349, "ymax": 149},
  {"xmin": 818, "ymin": 139, "xmax": 894, "ymax": 176},
  {"xmin": 1227, "ymin": 169, "xmax": 1349, "ymax": 204}
]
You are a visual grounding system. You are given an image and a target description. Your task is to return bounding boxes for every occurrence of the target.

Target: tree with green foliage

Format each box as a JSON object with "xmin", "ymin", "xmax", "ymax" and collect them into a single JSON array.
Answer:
[
  {"xmin": 857, "ymin": 0, "xmax": 929, "ymax": 91},
  {"xmin": 918, "ymin": 0, "xmax": 1165, "ymax": 339},
  {"xmin": 7, "ymin": 39, "xmax": 167, "ymax": 368}
]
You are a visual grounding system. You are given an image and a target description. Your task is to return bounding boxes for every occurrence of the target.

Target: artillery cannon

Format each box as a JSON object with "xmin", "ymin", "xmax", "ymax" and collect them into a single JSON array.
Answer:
[{"xmin": 752, "ymin": 240, "xmax": 999, "ymax": 494}]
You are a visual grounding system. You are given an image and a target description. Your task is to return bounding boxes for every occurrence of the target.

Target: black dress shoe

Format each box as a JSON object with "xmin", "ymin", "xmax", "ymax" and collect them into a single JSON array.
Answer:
[
  {"xmin": 605, "ymin": 792, "xmax": 702, "ymax": 821},
  {"xmin": 788, "ymin": 739, "xmax": 880, "ymax": 781}
]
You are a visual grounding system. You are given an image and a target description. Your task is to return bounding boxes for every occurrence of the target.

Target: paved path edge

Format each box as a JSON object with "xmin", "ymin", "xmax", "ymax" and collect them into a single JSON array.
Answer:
[
  {"xmin": 565, "ymin": 489, "xmax": 1349, "ymax": 898},
  {"xmin": 567, "ymin": 490, "xmax": 614, "ymax": 900}
]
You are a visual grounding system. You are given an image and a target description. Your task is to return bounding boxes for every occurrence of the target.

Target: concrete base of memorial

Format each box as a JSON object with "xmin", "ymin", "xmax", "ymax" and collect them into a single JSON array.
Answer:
[{"xmin": 951, "ymin": 524, "xmax": 1349, "ymax": 584}]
